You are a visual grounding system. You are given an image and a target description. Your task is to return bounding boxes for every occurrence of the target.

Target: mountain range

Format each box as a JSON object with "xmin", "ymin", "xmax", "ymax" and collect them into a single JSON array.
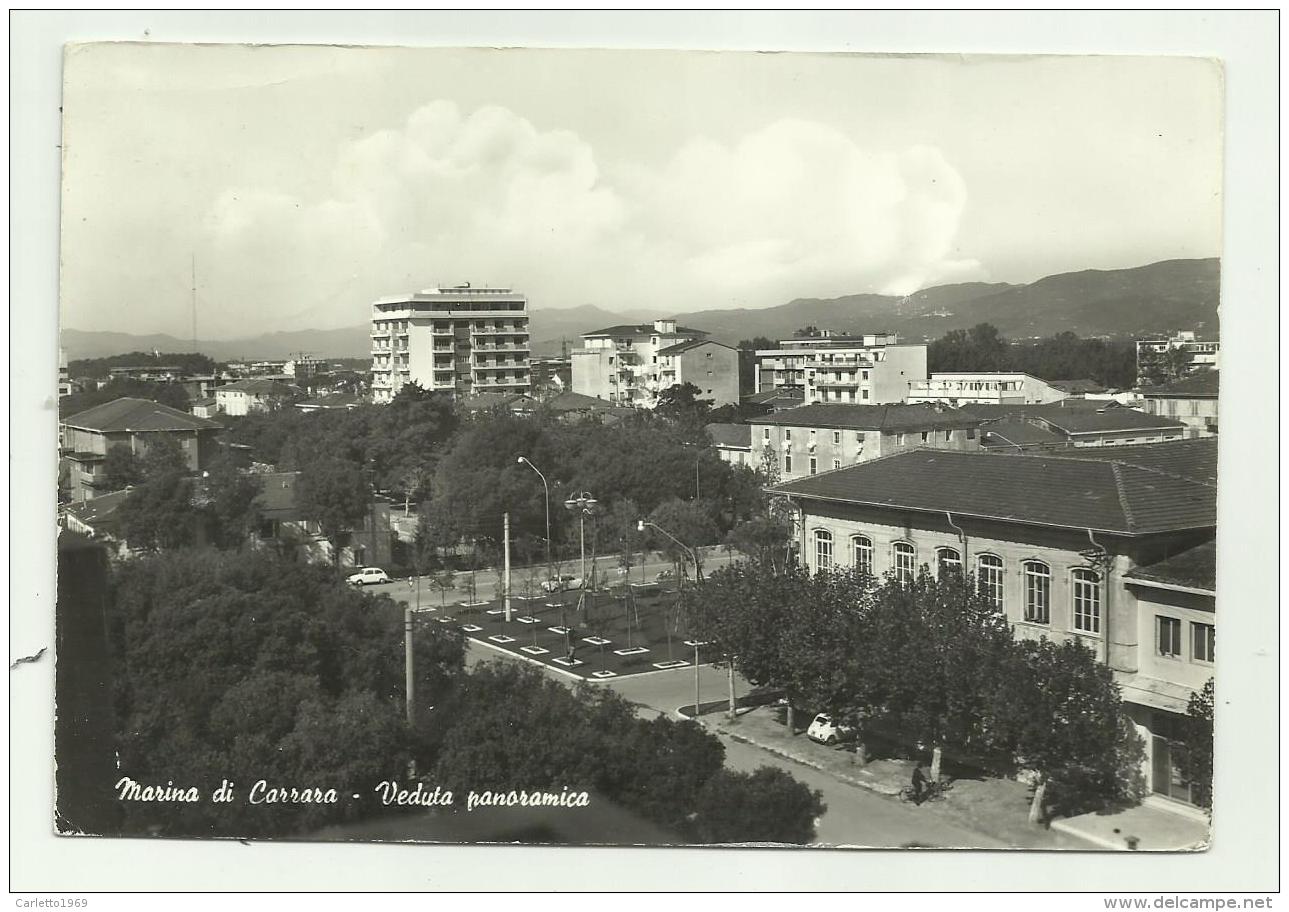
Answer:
[{"xmin": 61, "ymin": 258, "xmax": 1220, "ymax": 362}]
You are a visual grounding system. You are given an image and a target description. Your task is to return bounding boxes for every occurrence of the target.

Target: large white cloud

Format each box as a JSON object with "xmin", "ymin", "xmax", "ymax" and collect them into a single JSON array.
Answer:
[{"xmin": 201, "ymin": 100, "xmax": 982, "ymax": 329}]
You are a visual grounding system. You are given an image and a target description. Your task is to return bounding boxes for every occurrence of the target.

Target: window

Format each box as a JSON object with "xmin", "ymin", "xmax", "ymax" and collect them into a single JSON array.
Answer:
[
  {"xmin": 852, "ymin": 536, "xmax": 874, "ymax": 576},
  {"xmin": 861, "ymin": 389, "xmax": 869, "ymax": 400},
  {"xmin": 1157, "ymin": 616, "xmax": 1182, "ymax": 658},
  {"xmin": 1072, "ymin": 569, "xmax": 1101, "ymax": 634},
  {"xmin": 921, "ymin": 431, "xmax": 929, "ymax": 443},
  {"xmin": 893, "ymin": 542, "xmax": 916, "ymax": 584},
  {"xmin": 785, "ymin": 429, "xmax": 792, "ymax": 441},
  {"xmin": 832, "ymin": 431, "xmax": 841, "ymax": 445},
  {"xmin": 896, "ymin": 433, "xmax": 905, "ymax": 445},
  {"xmin": 814, "ymin": 530, "xmax": 833, "ymax": 571},
  {"xmin": 1191, "ymin": 622, "xmax": 1215, "ymax": 663},
  {"xmin": 763, "ymin": 427, "xmax": 770, "ymax": 441},
  {"xmin": 862, "ymin": 370, "xmax": 869, "ymax": 380},
  {"xmin": 1023, "ymin": 561, "xmax": 1051, "ymax": 624},
  {"xmin": 936, "ymin": 547, "xmax": 962, "ymax": 578},
  {"xmin": 784, "ymin": 454, "xmax": 792, "ymax": 473},
  {"xmin": 944, "ymin": 430, "xmax": 952, "ymax": 442},
  {"xmin": 976, "ymin": 554, "xmax": 1004, "ymax": 608},
  {"xmin": 809, "ymin": 456, "xmax": 818, "ymax": 475},
  {"xmin": 832, "ymin": 459, "xmax": 840, "ymax": 470}
]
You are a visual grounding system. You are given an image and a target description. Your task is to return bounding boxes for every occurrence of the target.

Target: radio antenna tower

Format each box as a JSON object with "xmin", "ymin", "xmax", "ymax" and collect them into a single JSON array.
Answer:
[{"xmin": 190, "ymin": 254, "xmax": 198, "ymax": 353}]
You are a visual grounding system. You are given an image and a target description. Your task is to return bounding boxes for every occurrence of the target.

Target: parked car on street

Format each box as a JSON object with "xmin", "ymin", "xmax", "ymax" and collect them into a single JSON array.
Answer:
[
  {"xmin": 541, "ymin": 574, "xmax": 585, "ymax": 593},
  {"xmin": 806, "ymin": 713, "xmax": 857, "ymax": 745},
  {"xmin": 347, "ymin": 567, "xmax": 391, "ymax": 587}
]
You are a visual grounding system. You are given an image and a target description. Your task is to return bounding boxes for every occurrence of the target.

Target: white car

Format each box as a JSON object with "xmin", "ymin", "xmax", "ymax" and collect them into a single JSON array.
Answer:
[
  {"xmin": 806, "ymin": 713, "xmax": 857, "ymax": 745},
  {"xmin": 347, "ymin": 567, "xmax": 391, "ymax": 587},
  {"xmin": 541, "ymin": 574, "xmax": 585, "ymax": 593}
]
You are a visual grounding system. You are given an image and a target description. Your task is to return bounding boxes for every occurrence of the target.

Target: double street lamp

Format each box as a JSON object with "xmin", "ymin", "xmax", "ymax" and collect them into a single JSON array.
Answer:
[{"xmin": 564, "ymin": 490, "xmax": 598, "ymax": 586}]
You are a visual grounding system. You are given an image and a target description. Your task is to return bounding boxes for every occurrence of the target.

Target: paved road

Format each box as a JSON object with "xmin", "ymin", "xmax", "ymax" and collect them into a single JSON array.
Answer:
[
  {"xmin": 464, "ymin": 642, "xmax": 1008, "ymax": 848},
  {"xmin": 368, "ymin": 549, "xmax": 738, "ymax": 606}
]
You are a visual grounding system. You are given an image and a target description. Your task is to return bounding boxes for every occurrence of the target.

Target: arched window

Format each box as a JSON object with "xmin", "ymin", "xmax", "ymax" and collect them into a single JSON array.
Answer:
[
  {"xmin": 1072, "ymin": 568, "xmax": 1101, "ymax": 634},
  {"xmin": 892, "ymin": 541, "xmax": 916, "ymax": 584},
  {"xmin": 936, "ymin": 547, "xmax": 962, "ymax": 578},
  {"xmin": 813, "ymin": 530, "xmax": 834, "ymax": 572},
  {"xmin": 1023, "ymin": 561, "xmax": 1051, "ymax": 624},
  {"xmin": 977, "ymin": 554, "xmax": 1004, "ymax": 609},
  {"xmin": 852, "ymin": 535, "xmax": 873, "ymax": 577}
]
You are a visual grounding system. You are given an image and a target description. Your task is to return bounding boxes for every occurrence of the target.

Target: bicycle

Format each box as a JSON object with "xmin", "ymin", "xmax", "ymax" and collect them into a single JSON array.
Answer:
[{"xmin": 899, "ymin": 778, "xmax": 953, "ymax": 804}]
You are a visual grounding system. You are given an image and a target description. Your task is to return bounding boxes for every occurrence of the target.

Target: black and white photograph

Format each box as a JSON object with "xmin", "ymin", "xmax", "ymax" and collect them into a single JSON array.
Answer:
[{"xmin": 11, "ymin": 9, "xmax": 1279, "ymax": 898}]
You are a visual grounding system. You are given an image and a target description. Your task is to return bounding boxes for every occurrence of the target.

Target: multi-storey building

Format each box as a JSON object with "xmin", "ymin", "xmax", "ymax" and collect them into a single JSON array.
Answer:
[
  {"xmin": 752, "ymin": 403, "xmax": 984, "ymax": 481},
  {"xmin": 1141, "ymin": 371, "xmax": 1219, "ymax": 438},
  {"xmin": 706, "ymin": 423, "xmax": 754, "ymax": 467},
  {"xmin": 773, "ymin": 437, "xmax": 1217, "ymax": 815},
  {"xmin": 907, "ymin": 372, "xmax": 1069, "ymax": 407},
  {"xmin": 370, "ymin": 285, "xmax": 531, "ymax": 403},
  {"xmin": 58, "ymin": 348, "xmax": 72, "ymax": 397},
  {"xmin": 59, "ymin": 397, "xmax": 223, "ymax": 502},
  {"xmin": 753, "ymin": 332, "xmax": 927, "ymax": 405},
  {"xmin": 1136, "ymin": 331, "xmax": 1220, "ymax": 386},
  {"xmin": 215, "ymin": 378, "xmax": 302, "ymax": 416},
  {"xmin": 571, "ymin": 319, "xmax": 740, "ymax": 408}
]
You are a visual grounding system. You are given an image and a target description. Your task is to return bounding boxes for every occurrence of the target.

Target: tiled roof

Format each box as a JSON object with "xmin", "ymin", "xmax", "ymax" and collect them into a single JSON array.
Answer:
[
  {"xmin": 657, "ymin": 338, "xmax": 735, "ymax": 356},
  {"xmin": 1125, "ymin": 540, "xmax": 1216, "ymax": 592},
  {"xmin": 771, "ymin": 448, "xmax": 1216, "ymax": 535},
  {"xmin": 64, "ymin": 488, "xmax": 133, "ymax": 528},
  {"xmin": 190, "ymin": 397, "xmax": 217, "ymax": 407},
  {"xmin": 705, "ymin": 422, "xmax": 752, "ymax": 449},
  {"xmin": 1039, "ymin": 437, "xmax": 1217, "ymax": 485},
  {"xmin": 543, "ymin": 391, "xmax": 620, "ymax": 412},
  {"xmin": 758, "ymin": 403, "xmax": 982, "ymax": 432},
  {"xmin": 62, "ymin": 397, "xmax": 223, "ymax": 433},
  {"xmin": 1142, "ymin": 371, "xmax": 1220, "ymax": 399},
  {"xmin": 978, "ymin": 419, "xmax": 1068, "ymax": 448},
  {"xmin": 253, "ymin": 471, "xmax": 301, "ymax": 519},
  {"xmin": 744, "ymin": 389, "xmax": 806, "ymax": 408},
  {"xmin": 460, "ymin": 392, "xmax": 535, "ymax": 411},
  {"xmin": 582, "ymin": 324, "xmax": 706, "ymax": 339},
  {"xmin": 1038, "ymin": 409, "xmax": 1186, "ymax": 435},
  {"xmin": 1048, "ymin": 379, "xmax": 1109, "ymax": 394}
]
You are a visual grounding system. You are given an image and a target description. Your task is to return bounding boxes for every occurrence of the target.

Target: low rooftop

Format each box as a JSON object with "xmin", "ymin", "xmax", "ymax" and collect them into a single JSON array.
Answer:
[
  {"xmin": 62, "ymin": 397, "xmax": 223, "ymax": 433},
  {"xmin": 757, "ymin": 403, "xmax": 982, "ymax": 432},
  {"xmin": 771, "ymin": 446, "xmax": 1216, "ymax": 536},
  {"xmin": 705, "ymin": 423, "xmax": 753, "ymax": 449},
  {"xmin": 1125, "ymin": 539, "xmax": 1216, "ymax": 593},
  {"xmin": 1142, "ymin": 370, "xmax": 1220, "ymax": 399}
]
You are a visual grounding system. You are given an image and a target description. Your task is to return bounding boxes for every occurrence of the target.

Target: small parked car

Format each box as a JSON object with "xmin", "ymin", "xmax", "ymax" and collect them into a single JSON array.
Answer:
[
  {"xmin": 806, "ymin": 713, "xmax": 857, "ymax": 745},
  {"xmin": 541, "ymin": 574, "xmax": 585, "ymax": 593},
  {"xmin": 347, "ymin": 567, "xmax": 391, "ymax": 587}
]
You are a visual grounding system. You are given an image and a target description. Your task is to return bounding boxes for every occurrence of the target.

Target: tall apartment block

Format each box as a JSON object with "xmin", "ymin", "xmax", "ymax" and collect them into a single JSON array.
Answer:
[
  {"xmin": 370, "ymin": 285, "xmax": 531, "ymax": 403},
  {"xmin": 753, "ymin": 331, "xmax": 928, "ymax": 405},
  {"xmin": 572, "ymin": 319, "xmax": 740, "ymax": 408}
]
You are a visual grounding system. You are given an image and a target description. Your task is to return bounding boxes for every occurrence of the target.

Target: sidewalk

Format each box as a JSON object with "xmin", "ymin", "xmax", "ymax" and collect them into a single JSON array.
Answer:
[{"xmin": 687, "ymin": 704, "xmax": 1087, "ymax": 850}]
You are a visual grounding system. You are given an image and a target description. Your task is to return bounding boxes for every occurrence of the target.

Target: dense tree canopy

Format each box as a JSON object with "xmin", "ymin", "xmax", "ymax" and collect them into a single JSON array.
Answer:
[
  {"xmin": 433, "ymin": 662, "xmax": 822, "ymax": 843},
  {"xmin": 67, "ymin": 351, "xmax": 218, "ymax": 380},
  {"xmin": 60, "ymin": 377, "xmax": 192, "ymax": 418},
  {"xmin": 107, "ymin": 550, "xmax": 466, "ymax": 837},
  {"xmin": 928, "ymin": 324, "xmax": 1136, "ymax": 388},
  {"xmin": 694, "ymin": 560, "xmax": 1146, "ymax": 815}
]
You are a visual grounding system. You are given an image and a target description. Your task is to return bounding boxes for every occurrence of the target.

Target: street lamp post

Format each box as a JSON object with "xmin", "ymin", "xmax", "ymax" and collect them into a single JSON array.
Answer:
[
  {"xmin": 638, "ymin": 519, "xmax": 703, "ymax": 586},
  {"xmin": 563, "ymin": 491, "xmax": 598, "ymax": 583},
  {"xmin": 517, "ymin": 456, "xmax": 552, "ymax": 582}
]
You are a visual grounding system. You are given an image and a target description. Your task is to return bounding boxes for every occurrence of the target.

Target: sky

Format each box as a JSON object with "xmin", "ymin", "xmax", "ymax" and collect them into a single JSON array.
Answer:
[{"xmin": 60, "ymin": 43, "xmax": 1224, "ymax": 338}]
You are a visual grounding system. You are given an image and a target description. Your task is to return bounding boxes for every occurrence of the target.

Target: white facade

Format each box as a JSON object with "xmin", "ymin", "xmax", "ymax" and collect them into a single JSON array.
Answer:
[
  {"xmin": 907, "ymin": 372, "xmax": 1068, "ymax": 407},
  {"xmin": 753, "ymin": 333, "xmax": 927, "ymax": 405},
  {"xmin": 370, "ymin": 286, "xmax": 531, "ymax": 402},
  {"xmin": 572, "ymin": 319, "xmax": 739, "ymax": 407}
]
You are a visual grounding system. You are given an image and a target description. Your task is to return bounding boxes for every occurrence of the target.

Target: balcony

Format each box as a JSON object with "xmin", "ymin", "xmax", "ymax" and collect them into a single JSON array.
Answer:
[
  {"xmin": 814, "ymin": 377, "xmax": 861, "ymax": 389},
  {"xmin": 470, "ymin": 327, "xmax": 529, "ymax": 337},
  {"xmin": 807, "ymin": 357, "xmax": 873, "ymax": 369}
]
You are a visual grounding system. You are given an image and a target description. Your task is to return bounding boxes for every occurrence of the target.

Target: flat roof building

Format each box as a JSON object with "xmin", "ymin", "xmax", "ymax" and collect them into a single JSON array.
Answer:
[{"xmin": 370, "ymin": 285, "xmax": 531, "ymax": 402}]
